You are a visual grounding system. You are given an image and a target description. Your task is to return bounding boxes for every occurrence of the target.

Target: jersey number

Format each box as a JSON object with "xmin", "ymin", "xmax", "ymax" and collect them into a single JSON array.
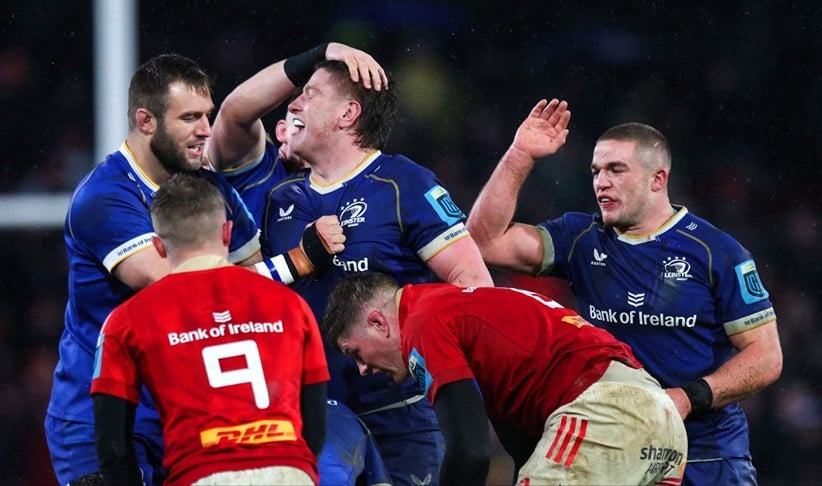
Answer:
[
  {"xmin": 202, "ymin": 340, "xmax": 269, "ymax": 409},
  {"xmin": 505, "ymin": 287, "xmax": 564, "ymax": 309}
]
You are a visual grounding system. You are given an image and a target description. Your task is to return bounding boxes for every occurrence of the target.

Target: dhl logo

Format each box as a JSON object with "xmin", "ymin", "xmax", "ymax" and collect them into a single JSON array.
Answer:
[
  {"xmin": 200, "ymin": 419, "xmax": 296, "ymax": 447},
  {"xmin": 561, "ymin": 315, "xmax": 592, "ymax": 328}
]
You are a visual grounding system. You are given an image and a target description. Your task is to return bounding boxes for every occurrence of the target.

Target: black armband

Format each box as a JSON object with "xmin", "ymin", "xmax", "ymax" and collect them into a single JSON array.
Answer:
[
  {"xmin": 284, "ymin": 43, "xmax": 329, "ymax": 86},
  {"xmin": 681, "ymin": 378, "xmax": 713, "ymax": 414},
  {"xmin": 301, "ymin": 222, "xmax": 333, "ymax": 272}
]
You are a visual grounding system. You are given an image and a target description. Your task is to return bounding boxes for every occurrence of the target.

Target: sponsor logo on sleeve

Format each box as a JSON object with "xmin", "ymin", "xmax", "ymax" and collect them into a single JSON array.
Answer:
[
  {"xmin": 408, "ymin": 348, "xmax": 432, "ymax": 395},
  {"xmin": 424, "ymin": 185, "xmax": 463, "ymax": 225},
  {"xmin": 735, "ymin": 259, "xmax": 769, "ymax": 304}
]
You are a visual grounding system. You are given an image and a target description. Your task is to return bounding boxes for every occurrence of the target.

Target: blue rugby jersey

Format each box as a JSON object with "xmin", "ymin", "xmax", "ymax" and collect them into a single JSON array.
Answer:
[
  {"xmin": 213, "ymin": 137, "xmax": 290, "ymax": 224},
  {"xmin": 48, "ymin": 143, "xmax": 260, "ymax": 426},
  {"xmin": 263, "ymin": 150, "xmax": 469, "ymax": 423},
  {"xmin": 536, "ymin": 205, "xmax": 776, "ymax": 461}
]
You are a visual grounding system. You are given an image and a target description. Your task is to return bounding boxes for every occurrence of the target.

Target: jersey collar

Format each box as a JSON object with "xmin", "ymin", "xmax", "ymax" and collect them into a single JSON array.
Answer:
[
  {"xmin": 615, "ymin": 205, "xmax": 689, "ymax": 244},
  {"xmin": 173, "ymin": 254, "xmax": 232, "ymax": 273},
  {"xmin": 309, "ymin": 150, "xmax": 381, "ymax": 194},
  {"xmin": 120, "ymin": 141, "xmax": 161, "ymax": 191}
]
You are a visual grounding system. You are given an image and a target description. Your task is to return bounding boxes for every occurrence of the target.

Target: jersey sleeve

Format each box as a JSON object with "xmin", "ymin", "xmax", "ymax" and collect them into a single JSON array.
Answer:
[
  {"xmin": 405, "ymin": 315, "xmax": 474, "ymax": 403},
  {"xmin": 712, "ymin": 238, "xmax": 777, "ymax": 336},
  {"xmin": 67, "ymin": 179, "xmax": 156, "ymax": 273},
  {"xmin": 90, "ymin": 307, "xmax": 142, "ymax": 403},
  {"xmin": 393, "ymin": 159, "xmax": 470, "ymax": 262},
  {"xmin": 262, "ymin": 175, "xmax": 318, "ymax": 258},
  {"xmin": 198, "ymin": 169, "xmax": 261, "ymax": 263},
  {"xmin": 535, "ymin": 212, "xmax": 596, "ymax": 277}
]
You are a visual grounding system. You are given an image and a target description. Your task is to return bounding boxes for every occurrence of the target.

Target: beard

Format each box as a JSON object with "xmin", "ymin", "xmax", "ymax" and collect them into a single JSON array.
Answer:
[{"xmin": 150, "ymin": 121, "xmax": 199, "ymax": 174}]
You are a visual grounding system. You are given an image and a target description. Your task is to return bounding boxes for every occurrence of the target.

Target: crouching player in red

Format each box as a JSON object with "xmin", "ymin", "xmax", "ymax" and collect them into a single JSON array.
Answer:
[
  {"xmin": 91, "ymin": 173, "xmax": 329, "ymax": 485},
  {"xmin": 324, "ymin": 272, "xmax": 688, "ymax": 485}
]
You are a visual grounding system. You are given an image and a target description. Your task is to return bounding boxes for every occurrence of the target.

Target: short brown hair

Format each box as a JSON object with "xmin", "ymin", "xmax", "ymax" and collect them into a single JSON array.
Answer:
[
  {"xmin": 597, "ymin": 122, "xmax": 671, "ymax": 170},
  {"xmin": 128, "ymin": 53, "xmax": 211, "ymax": 130},
  {"xmin": 314, "ymin": 60, "xmax": 397, "ymax": 150},
  {"xmin": 323, "ymin": 272, "xmax": 400, "ymax": 347},
  {"xmin": 150, "ymin": 173, "xmax": 226, "ymax": 251}
]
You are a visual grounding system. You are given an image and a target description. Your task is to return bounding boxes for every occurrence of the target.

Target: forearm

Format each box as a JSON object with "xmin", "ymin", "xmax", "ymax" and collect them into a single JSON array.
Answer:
[
  {"xmin": 674, "ymin": 321, "xmax": 782, "ymax": 416},
  {"xmin": 467, "ymin": 145, "xmax": 536, "ymax": 246},
  {"xmin": 705, "ymin": 337, "xmax": 782, "ymax": 407},
  {"xmin": 93, "ymin": 395, "xmax": 142, "ymax": 486},
  {"xmin": 222, "ymin": 61, "xmax": 294, "ymax": 126},
  {"xmin": 251, "ymin": 221, "xmax": 336, "ymax": 284}
]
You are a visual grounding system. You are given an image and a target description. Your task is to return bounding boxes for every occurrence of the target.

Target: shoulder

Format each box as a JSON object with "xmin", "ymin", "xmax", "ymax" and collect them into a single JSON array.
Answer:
[
  {"xmin": 268, "ymin": 169, "xmax": 311, "ymax": 197},
  {"xmin": 538, "ymin": 211, "xmax": 603, "ymax": 231},
  {"xmin": 370, "ymin": 153, "xmax": 436, "ymax": 182},
  {"xmin": 676, "ymin": 209, "xmax": 749, "ymax": 253}
]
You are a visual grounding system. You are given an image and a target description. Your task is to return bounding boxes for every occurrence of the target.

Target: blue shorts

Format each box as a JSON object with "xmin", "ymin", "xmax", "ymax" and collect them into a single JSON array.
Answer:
[
  {"xmin": 319, "ymin": 401, "xmax": 390, "ymax": 486},
  {"xmin": 683, "ymin": 457, "xmax": 757, "ymax": 486},
  {"xmin": 360, "ymin": 402, "xmax": 445, "ymax": 486},
  {"xmin": 44, "ymin": 413, "xmax": 165, "ymax": 485}
]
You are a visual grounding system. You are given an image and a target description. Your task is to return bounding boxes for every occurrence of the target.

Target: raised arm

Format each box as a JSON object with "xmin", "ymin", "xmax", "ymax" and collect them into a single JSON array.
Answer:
[
  {"xmin": 209, "ymin": 43, "xmax": 388, "ymax": 171},
  {"xmin": 466, "ymin": 99, "xmax": 570, "ymax": 274}
]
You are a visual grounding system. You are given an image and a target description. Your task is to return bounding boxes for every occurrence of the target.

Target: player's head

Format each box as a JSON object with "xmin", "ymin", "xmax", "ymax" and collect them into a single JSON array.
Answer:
[
  {"xmin": 129, "ymin": 54, "xmax": 214, "ymax": 173},
  {"xmin": 287, "ymin": 60, "xmax": 397, "ymax": 157},
  {"xmin": 150, "ymin": 173, "xmax": 230, "ymax": 257},
  {"xmin": 591, "ymin": 123, "xmax": 672, "ymax": 231},
  {"xmin": 324, "ymin": 272, "xmax": 409, "ymax": 383}
]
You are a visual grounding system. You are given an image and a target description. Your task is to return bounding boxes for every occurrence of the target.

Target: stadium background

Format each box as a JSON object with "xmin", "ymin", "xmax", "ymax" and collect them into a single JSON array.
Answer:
[{"xmin": 1, "ymin": 1, "xmax": 819, "ymax": 484}]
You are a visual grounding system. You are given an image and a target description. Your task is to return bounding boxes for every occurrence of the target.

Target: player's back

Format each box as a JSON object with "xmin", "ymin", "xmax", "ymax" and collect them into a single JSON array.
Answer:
[
  {"xmin": 106, "ymin": 264, "xmax": 327, "ymax": 485},
  {"xmin": 401, "ymin": 283, "xmax": 640, "ymax": 435}
]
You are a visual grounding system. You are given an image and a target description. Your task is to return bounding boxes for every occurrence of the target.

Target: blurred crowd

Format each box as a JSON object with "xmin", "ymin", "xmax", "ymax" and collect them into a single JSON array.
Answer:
[{"xmin": 1, "ymin": 1, "xmax": 818, "ymax": 484}]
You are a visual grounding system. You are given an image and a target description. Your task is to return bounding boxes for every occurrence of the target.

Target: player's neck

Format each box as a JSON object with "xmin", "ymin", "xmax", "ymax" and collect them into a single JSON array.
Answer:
[
  {"xmin": 309, "ymin": 145, "xmax": 376, "ymax": 184},
  {"xmin": 125, "ymin": 135, "xmax": 174, "ymax": 186},
  {"xmin": 620, "ymin": 203, "xmax": 677, "ymax": 236}
]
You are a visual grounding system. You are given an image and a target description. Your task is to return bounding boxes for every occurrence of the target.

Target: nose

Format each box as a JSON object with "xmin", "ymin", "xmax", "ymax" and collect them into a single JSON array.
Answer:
[
  {"xmin": 287, "ymin": 95, "xmax": 304, "ymax": 113},
  {"xmin": 594, "ymin": 172, "xmax": 610, "ymax": 190},
  {"xmin": 195, "ymin": 115, "xmax": 211, "ymax": 137}
]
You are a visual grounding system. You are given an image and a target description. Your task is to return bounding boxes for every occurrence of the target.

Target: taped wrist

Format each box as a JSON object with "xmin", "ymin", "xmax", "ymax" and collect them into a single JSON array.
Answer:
[
  {"xmin": 284, "ymin": 43, "xmax": 329, "ymax": 86},
  {"xmin": 300, "ymin": 222, "xmax": 334, "ymax": 272},
  {"xmin": 255, "ymin": 253, "xmax": 301, "ymax": 285},
  {"xmin": 681, "ymin": 378, "xmax": 713, "ymax": 413}
]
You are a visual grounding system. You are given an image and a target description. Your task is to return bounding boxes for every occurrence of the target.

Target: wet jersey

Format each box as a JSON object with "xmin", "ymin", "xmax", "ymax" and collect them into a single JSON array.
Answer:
[
  {"xmin": 398, "ymin": 283, "xmax": 642, "ymax": 436},
  {"xmin": 48, "ymin": 143, "xmax": 260, "ymax": 427},
  {"xmin": 215, "ymin": 138, "xmax": 290, "ymax": 224},
  {"xmin": 264, "ymin": 151, "xmax": 469, "ymax": 419},
  {"xmin": 91, "ymin": 262, "xmax": 328, "ymax": 485},
  {"xmin": 536, "ymin": 205, "xmax": 776, "ymax": 460}
]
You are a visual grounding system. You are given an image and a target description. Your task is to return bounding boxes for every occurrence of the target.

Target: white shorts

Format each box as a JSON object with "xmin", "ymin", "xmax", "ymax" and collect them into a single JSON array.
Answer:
[
  {"xmin": 517, "ymin": 361, "xmax": 688, "ymax": 485},
  {"xmin": 193, "ymin": 465, "xmax": 314, "ymax": 485}
]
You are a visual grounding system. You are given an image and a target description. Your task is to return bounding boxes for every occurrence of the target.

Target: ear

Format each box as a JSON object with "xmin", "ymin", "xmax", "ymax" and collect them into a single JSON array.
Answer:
[
  {"xmin": 222, "ymin": 220, "xmax": 233, "ymax": 248},
  {"xmin": 136, "ymin": 108, "xmax": 157, "ymax": 135},
  {"xmin": 366, "ymin": 309, "xmax": 391, "ymax": 338},
  {"xmin": 151, "ymin": 235, "xmax": 168, "ymax": 258},
  {"xmin": 274, "ymin": 119, "xmax": 288, "ymax": 144},
  {"xmin": 651, "ymin": 167, "xmax": 669, "ymax": 193},
  {"xmin": 339, "ymin": 100, "xmax": 362, "ymax": 129}
]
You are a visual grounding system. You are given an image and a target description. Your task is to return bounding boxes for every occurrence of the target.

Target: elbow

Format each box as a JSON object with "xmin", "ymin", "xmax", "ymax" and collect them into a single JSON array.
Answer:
[{"xmin": 767, "ymin": 348, "xmax": 783, "ymax": 385}]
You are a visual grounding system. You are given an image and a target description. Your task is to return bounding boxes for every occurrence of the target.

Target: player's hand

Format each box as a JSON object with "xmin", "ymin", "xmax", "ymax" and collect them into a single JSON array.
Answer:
[
  {"xmin": 326, "ymin": 42, "xmax": 388, "ymax": 91},
  {"xmin": 309, "ymin": 215, "xmax": 346, "ymax": 255},
  {"xmin": 665, "ymin": 387, "xmax": 692, "ymax": 420},
  {"xmin": 510, "ymin": 98, "xmax": 571, "ymax": 161}
]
